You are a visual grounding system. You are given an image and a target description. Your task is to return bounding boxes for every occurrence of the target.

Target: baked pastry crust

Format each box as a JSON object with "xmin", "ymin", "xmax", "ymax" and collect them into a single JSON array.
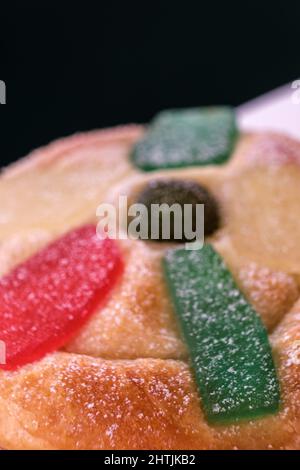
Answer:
[{"xmin": 1, "ymin": 127, "xmax": 300, "ymax": 449}]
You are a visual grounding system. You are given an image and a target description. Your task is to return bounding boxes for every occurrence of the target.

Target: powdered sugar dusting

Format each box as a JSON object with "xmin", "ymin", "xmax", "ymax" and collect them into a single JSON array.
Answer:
[
  {"xmin": 243, "ymin": 133, "xmax": 300, "ymax": 167},
  {"xmin": 66, "ymin": 240, "xmax": 186, "ymax": 360},
  {"xmin": 164, "ymin": 245, "xmax": 280, "ymax": 423},
  {"xmin": 0, "ymin": 353, "xmax": 204, "ymax": 449},
  {"xmin": 0, "ymin": 225, "xmax": 123, "ymax": 369},
  {"xmin": 0, "ymin": 126, "xmax": 300, "ymax": 448},
  {"xmin": 237, "ymin": 264, "xmax": 299, "ymax": 331},
  {"xmin": 132, "ymin": 108, "xmax": 237, "ymax": 170}
]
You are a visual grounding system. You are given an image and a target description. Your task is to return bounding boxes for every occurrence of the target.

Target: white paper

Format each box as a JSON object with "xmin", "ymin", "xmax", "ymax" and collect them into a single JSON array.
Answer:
[{"xmin": 237, "ymin": 82, "xmax": 300, "ymax": 139}]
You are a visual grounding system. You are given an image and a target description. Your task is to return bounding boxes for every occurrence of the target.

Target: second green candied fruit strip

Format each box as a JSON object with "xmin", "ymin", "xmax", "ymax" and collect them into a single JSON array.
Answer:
[
  {"xmin": 163, "ymin": 244, "xmax": 280, "ymax": 424},
  {"xmin": 131, "ymin": 107, "xmax": 238, "ymax": 171}
]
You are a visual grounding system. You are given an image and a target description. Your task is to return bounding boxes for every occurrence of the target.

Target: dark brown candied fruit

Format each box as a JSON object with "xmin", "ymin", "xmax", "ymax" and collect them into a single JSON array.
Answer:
[{"xmin": 134, "ymin": 179, "xmax": 220, "ymax": 242}]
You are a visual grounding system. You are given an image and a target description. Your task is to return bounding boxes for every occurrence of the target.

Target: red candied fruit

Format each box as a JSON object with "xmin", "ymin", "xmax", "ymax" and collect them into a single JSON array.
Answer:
[{"xmin": 0, "ymin": 225, "xmax": 123, "ymax": 370}]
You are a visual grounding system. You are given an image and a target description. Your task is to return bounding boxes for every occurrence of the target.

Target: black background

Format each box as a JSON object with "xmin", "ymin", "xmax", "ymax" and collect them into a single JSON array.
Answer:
[{"xmin": 0, "ymin": 2, "xmax": 299, "ymax": 166}]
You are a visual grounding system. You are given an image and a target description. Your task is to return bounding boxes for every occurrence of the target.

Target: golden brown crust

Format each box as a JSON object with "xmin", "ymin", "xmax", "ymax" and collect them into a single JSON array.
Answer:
[
  {"xmin": 0, "ymin": 126, "xmax": 143, "ymax": 241},
  {"xmin": 1, "ymin": 338, "xmax": 300, "ymax": 450},
  {"xmin": 0, "ymin": 354, "xmax": 209, "ymax": 450},
  {"xmin": 1, "ymin": 125, "xmax": 144, "ymax": 179},
  {"xmin": 1, "ymin": 127, "xmax": 300, "ymax": 449},
  {"xmin": 219, "ymin": 134, "xmax": 300, "ymax": 274},
  {"xmin": 65, "ymin": 240, "xmax": 186, "ymax": 360},
  {"xmin": 236, "ymin": 264, "xmax": 299, "ymax": 331}
]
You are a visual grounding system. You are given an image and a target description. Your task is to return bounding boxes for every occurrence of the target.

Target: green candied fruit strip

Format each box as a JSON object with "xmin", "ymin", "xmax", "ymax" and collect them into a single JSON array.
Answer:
[
  {"xmin": 131, "ymin": 107, "xmax": 238, "ymax": 171},
  {"xmin": 163, "ymin": 244, "xmax": 280, "ymax": 424}
]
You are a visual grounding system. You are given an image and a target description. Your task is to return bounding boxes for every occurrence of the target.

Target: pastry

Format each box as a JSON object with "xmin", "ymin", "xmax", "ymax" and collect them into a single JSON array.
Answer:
[{"xmin": 1, "ymin": 109, "xmax": 300, "ymax": 450}]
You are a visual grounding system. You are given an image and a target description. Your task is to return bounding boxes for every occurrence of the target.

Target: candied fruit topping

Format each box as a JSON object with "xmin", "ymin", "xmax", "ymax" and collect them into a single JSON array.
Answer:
[
  {"xmin": 163, "ymin": 244, "xmax": 280, "ymax": 423},
  {"xmin": 0, "ymin": 224, "xmax": 123, "ymax": 370},
  {"xmin": 131, "ymin": 107, "xmax": 237, "ymax": 171},
  {"xmin": 135, "ymin": 179, "xmax": 220, "ymax": 242}
]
